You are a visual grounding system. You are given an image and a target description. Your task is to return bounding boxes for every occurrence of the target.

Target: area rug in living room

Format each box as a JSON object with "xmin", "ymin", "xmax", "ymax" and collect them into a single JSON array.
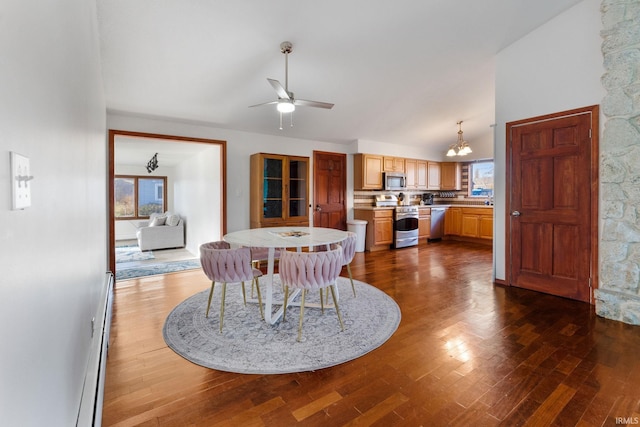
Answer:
[
  {"xmin": 115, "ymin": 259, "xmax": 201, "ymax": 281},
  {"xmin": 115, "ymin": 245, "xmax": 154, "ymax": 263},
  {"xmin": 162, "ymin": 275, "xmax": 401, "ymax": 374}
]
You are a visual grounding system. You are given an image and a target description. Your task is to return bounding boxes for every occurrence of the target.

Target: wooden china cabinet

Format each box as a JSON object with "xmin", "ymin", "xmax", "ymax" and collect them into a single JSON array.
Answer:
[{"xmin": 250, "ymin": 153, "xmax": 310, "ymax": 228}]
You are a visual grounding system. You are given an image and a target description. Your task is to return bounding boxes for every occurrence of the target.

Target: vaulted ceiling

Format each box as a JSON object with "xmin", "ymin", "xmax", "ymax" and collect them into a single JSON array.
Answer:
[{"xmin": 97, "ymin": 0, "xmax": 583, "ymax": 157}]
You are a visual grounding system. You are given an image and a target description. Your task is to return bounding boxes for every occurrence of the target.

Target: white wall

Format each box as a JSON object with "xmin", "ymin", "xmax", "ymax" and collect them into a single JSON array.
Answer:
[
  {"xmin": 356, "ymin": 138, "xmax": 449, "ymax": 161},
  {"xmin": 174, "ymin": 146, "xmax": 222, "ymax": 254},
  {"xmin": 356, "ymin": 131, "xmax": 495, "ymax": 162},
  {"xmin": 107, "ymin": 113, "xmax": 472, "ymax": 231},
  {"xmin": 0, "ymin": 1, "xmax": 107, "ymax": 426},
  {"xmin": 494, "ymin": 0, "xmax": 605, "ymax": 280},
  {"xmin": 107, "ymin": 113, "xmax": 356, "ymax": 231}
]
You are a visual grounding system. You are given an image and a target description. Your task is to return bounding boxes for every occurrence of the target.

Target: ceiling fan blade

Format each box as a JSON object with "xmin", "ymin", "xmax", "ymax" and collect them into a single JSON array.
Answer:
[
  {"xmin": 249, "ymin": 100, "xmax": 277, "ymax": 108},
  {"xmin": 294, "ymin": 99, "xmax": 334, "ymax": 109},
  {"xmin": 267, "ymin": 78, "xmax": 290, "ymax": 99}
]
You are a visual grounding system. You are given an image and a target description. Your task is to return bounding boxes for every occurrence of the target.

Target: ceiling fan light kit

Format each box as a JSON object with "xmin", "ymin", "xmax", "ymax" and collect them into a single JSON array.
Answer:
[
  {"xmin": 276, "ymin": 99, "xmax": 295, "ymax": 113},
  {"xmin": 446, "ymin": 121, "xmax": 473, "ymax": 156},
  {"xmin": 250, "ymin": 41, "xmax": 334, "ymax": 129}
]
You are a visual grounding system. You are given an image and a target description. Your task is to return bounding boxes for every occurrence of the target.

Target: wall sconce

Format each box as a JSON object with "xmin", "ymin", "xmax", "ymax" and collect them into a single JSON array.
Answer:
[{"xmin": 146, "ymin": 153, "xmax": 158, "ymax": 173}]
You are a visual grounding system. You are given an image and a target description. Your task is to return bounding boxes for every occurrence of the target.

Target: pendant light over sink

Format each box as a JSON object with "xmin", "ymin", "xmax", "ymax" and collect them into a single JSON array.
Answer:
[{"xmin": 446, "ymin": 121, "xmax": 472, "ymax": 156}]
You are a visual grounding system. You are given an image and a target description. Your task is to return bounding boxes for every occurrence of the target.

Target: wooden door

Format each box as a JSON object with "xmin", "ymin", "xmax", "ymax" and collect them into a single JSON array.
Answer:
[
  {"xmin": 313, "ymin": 151, "xmax": 346, "ymax": 230},
  {"xmin": 507, "ymin": 106, "xmax": 598, "ymax": 303}
]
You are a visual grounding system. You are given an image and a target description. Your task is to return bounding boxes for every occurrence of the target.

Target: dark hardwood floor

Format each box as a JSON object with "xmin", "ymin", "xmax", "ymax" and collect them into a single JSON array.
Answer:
[{"xmin": 103, "ymin": 241, "xmax": 640, "ymax": 426}]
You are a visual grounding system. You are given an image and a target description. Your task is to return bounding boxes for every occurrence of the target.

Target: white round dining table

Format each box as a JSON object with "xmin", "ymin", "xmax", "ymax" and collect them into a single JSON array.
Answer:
[{"xmin": 223, "ymin": 226, "xmax": 349, "ymax": 324}]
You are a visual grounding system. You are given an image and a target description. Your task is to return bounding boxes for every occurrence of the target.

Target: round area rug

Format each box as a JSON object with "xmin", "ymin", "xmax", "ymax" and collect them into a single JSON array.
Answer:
[{"xmin": 163, "ymin": 275, "xmax": 401, "ymax": 374}]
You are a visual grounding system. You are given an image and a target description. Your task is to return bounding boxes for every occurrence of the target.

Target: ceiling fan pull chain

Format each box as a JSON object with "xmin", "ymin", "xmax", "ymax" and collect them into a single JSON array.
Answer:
[
  {"xmin": 290, "ymin": 111, "xmax": 294, "ymax": 127},
  {"xmin": 279, "ymin": 112, "xmax": 283, "ymax": 130}
]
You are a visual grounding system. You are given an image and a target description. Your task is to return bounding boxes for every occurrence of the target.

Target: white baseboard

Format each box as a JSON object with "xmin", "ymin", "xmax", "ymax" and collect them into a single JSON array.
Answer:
[{"xmin": 76, "ymin": 272, "xmax": 114, "ymax": 427}]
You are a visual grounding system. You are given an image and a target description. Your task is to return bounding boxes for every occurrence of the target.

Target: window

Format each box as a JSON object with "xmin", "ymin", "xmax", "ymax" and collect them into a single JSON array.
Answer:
[
  {"xmin": 114, "ymin": 175, "xmax": 167, "ymax": 219},
  {"xmin": 469, "ymin": 161, "xmax": 494, "ymax": 198}
]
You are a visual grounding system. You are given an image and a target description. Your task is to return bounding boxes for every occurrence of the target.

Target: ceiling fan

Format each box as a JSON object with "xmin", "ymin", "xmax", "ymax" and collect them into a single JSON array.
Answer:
[{"xmin": 250, "ymin": 41, "xmax": 334, "ymax": 129}]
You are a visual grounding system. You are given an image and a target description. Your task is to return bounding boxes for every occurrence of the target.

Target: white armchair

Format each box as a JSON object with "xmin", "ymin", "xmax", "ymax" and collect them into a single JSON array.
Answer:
[{"xmin": 136, "ymin": 212, "xmax": 185, "ymax": 251}]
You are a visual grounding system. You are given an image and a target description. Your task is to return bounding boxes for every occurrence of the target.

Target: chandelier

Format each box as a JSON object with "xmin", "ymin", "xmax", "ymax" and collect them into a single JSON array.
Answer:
[{"xmin": 446, "ymin": 121, "xmax": 472, "ymax": 156}]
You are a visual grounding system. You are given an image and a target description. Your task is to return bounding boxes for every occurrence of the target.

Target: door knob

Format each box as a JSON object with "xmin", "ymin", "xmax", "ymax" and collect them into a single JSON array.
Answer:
[
  {"xmin": 511, "ymin": 211, "xmax": 521, "ymax": 217},
  {"xmin": 315, "ymin": 205, "xmax": 322, "ymax": 212}
]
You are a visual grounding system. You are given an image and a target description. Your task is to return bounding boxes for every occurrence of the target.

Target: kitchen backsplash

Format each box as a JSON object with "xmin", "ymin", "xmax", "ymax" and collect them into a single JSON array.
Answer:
[{"xmin": 354, "ymin": 163, "xmax": 491, "ymax": 207}]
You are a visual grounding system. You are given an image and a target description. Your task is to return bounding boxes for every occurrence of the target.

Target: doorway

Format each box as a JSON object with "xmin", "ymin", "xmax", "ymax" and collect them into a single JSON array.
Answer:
[
  {"xmin": 505, "ymin": 105, "xmax": 598, "ymax": 303},
  {"xmin": 108, "ymin": 130, "xmax": 227, "ymax": 274},
  {"xmin": 313, "ymin": 151, "xmax": 347, "ymax": 230}
]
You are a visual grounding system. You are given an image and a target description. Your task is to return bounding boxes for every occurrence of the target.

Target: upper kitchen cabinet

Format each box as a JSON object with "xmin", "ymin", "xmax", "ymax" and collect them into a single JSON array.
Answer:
[
  {"xmin": 440, "ymin": 162, "xmax": 461, "ymax": 190},
  {"xmin": 354, "ymin": 153, "xmax": 383, "ymax": 190},
  {"xmin": 405, "ymin": 158, "xmax": 428, "ymax": 189},
  {"xmin": 383, "ymin": 156, "xmax": 405, "ymax": 173},
  {"xmin": 427, "ymin": 161, "xmax": 441, "ymax": 190},
  {"xmin": 250, "ymin": 153, "xmax": 309, "ymax": 228}
]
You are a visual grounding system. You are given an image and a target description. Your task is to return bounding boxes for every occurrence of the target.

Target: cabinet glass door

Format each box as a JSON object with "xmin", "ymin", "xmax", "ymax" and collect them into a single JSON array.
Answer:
[
  {"xmin": 263, "ymin": 157, "xmax": 283, "ymax": 219},
  {"xmin": 288, "ymin": 159, "xmax": 307, "ymax": 217}
]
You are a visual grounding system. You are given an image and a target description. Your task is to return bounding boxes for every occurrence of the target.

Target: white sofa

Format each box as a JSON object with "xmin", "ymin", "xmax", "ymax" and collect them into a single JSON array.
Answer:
[{"xmin": 136, "ymin": 212, "xmax": 185, "ymax": 251}]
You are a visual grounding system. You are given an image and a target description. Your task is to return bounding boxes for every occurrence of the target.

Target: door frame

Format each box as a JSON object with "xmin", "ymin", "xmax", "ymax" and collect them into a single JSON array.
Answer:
[
  {"xmin": 504, "ymin": 105, "xmax": 599, "ymax": 303},
  {"xmin": 108, "ymin": 129, "xmax": 227, "ymax": 274}
]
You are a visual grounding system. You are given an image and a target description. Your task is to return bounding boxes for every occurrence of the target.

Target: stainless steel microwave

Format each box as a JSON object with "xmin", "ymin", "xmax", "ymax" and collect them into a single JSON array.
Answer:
[{"xmin": 383, "ymin": 172, "xmax": 407, "ymax": 190}]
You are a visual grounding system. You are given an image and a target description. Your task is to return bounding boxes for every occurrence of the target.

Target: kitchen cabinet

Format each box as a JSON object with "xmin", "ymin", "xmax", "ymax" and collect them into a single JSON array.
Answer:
[
  {"xmin": 250, "ymin": 153, "xmax": 309, "ymax": 228},
  {"xmin": 461, "ymin": 213, "xmax": 480, "ymax": 237},
  {"xmin": 463, "ymin": 208, "xmax": 493, "ymax": 239},
  {"xmin": 479, "ymin": 215, "xmax": 494, "ymax": 239},
  {"xmin": 418, "ymin": 207, "xmax": 431, "ymax": 241},
  {"xmin": 444, "ymin": 207, "xmax": 462, "ymax": 235},
  {"xmin": 354, "ymin": 208, "xmax": 394, "ymax": 251},
  {"xmin": 383, "ymin": 156, "xmax": 405, "ymax": 173},
  {"xmin": 440, "ymin": 162, "xmax": 461, "ymax": 190},
  {"xmin": 460, "ymin": 207, "xmax": 493, "ymax": 239},
  {"xmin": 447, "ymin": 207, "xmax": 493, "ymax": 240},
  {"xmin": 427, "ymin": 161, "xmax": 441, "ymax": 190},
  {"xmin": 354, "ymin": 153, "xmax": 384, "ymax": 190},
  {"xmin": 405, "ymin": 159, "xmax": 428, "ymax": 190}
]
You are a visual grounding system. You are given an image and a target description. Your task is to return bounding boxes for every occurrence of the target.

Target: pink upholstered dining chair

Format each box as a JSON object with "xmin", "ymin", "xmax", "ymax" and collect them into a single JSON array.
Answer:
[
  {"xmin": 249, "ymin": 246, "xmax": 283, "ymax": 296},
  {"xmin": 278, "ymin": 246, "xmax": 344, "ymax": 342},
  {"xmin": 339, "ymin": 231, "xmax": 358, "ymax": 297},
  {"xmin": 315, "ymin": 231, "xmax": 358, "ymax": 297},
  {"xmin": 249, "ymin": 247, "xmax": 283, "ymax": 269},
  {"xmin": 200, "ymin": 242, "xmax": 264, "ymax": 332}
]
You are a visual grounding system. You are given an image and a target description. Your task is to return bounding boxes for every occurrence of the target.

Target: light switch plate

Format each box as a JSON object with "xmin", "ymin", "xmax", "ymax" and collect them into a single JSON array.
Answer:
[{"xmin": 11, "ymin": 151, "xmax": 32, "ymax": 210}]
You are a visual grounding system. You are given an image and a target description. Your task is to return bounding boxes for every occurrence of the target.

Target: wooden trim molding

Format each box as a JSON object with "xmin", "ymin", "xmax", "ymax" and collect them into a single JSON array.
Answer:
[{"xmin": 107, "ymin": 130, "xmax": 227, "ymax": 274}]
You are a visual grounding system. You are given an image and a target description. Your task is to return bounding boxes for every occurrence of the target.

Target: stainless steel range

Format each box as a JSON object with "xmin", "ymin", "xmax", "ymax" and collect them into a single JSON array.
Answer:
[{"xmin": 394, "ymin": 205, "xmax": 419, "ymax": 248}]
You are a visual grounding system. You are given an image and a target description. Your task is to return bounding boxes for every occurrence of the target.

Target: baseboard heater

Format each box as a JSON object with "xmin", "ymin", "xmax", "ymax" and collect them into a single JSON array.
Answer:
[{"xmin": 76, "ymin": 271, "xmax": 114, "ymax": 427}]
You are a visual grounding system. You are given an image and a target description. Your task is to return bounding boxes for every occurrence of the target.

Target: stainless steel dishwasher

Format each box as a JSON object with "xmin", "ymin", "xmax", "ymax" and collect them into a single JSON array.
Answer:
[{"xmin": 429, "ymin": 208, "xmax": 445, "ymax": 241}]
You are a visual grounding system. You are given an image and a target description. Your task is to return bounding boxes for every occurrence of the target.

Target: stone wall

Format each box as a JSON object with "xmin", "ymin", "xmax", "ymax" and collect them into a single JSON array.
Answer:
[{"xmin": 595, "ymin": 0, "xmax": 640, "ymax": 325}]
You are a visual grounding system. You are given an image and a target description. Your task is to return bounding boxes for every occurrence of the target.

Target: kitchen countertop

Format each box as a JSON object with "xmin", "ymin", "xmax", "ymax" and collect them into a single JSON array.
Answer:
[{"xmin": 354, "ymin": 204, "xmax": 494, "ymax": 210}]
